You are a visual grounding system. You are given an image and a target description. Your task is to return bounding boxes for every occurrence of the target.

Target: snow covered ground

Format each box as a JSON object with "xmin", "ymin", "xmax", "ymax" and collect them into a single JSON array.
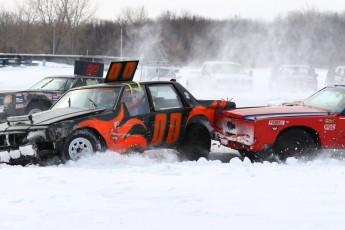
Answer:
[{"xmin": 1, "ymin": 63, "xmax": 345, "ymax": 230}]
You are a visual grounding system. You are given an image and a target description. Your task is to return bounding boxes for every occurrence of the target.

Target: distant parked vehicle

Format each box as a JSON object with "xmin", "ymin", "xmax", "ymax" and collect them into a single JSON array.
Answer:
[
  {"xmin": 270, "ymin": 65, "xmax": 318, "ymax": 91},
  {"xmin": 186, "ymin": 61, "xmax": 253, "ymax": 90},
  {"xmin": 0, "ymin": 60, "xmax": 104, "ymax": 122},
  {"xmin": 135, "ymin": 61, "xmax": 180, "ymax": 82},
  {"xmin": 325, "ymin": 65, "xmax": 345, "ymax": 86}
]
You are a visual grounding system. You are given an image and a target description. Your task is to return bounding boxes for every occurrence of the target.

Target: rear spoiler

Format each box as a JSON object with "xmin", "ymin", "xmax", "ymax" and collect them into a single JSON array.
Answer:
[
  {"xmin": 74, "ymin": 60, "xmax": 104, "ymax": 78},
  {"xmin": 199, "ymin": 100, "xmax": 236, "ymax": 110}
]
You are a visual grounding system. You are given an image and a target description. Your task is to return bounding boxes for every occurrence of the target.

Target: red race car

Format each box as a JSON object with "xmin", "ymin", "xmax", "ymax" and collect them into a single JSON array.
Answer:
[{"xmin": 214, "ymin": 86, "xmax": 345, "ymax": 161}]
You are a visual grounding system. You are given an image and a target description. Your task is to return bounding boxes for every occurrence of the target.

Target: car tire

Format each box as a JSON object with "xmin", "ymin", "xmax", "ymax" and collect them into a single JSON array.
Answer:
[
  {"xmin": 180, "ymin": 124, "xmax": 211, "ymax": 161},
  {"xmin": 274, "ymin": 129, "xmax": 316, "ymax": 161},
  {"xmin": 61, "ymin": 129, "xmax": 101, "ymax": 162},
  {"xmin": 26, "ymin": 103, "xmax": 48, "ymax": 115}
]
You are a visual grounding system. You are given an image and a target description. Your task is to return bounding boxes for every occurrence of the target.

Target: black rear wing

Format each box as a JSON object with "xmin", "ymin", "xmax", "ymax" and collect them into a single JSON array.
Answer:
[{"xmin": 199, "ymin": 100, "xmax": 236, "ymax": 110}]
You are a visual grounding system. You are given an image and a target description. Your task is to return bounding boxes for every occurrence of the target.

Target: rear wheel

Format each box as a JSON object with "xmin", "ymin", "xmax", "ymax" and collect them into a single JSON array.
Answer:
[
  {"xmin": 62, "ymin": 129, "xmax": 101, "ymax": 162},
  {"xmin": 274, "ymin": 129, "xmax": 316, "ymax": 161},
  {"xmin": 180, "ymin": 125, "xmax": 211, "ymax": 161}
]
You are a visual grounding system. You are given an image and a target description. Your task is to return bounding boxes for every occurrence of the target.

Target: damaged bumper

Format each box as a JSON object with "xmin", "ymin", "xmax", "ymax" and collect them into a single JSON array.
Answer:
[
  {"xmin": 0, "ymin": 145, "xmax": 37, "ymax": 164},
  {"xmin": 0, "ymin": 124, "xmax": 56, "ymax": 164}
]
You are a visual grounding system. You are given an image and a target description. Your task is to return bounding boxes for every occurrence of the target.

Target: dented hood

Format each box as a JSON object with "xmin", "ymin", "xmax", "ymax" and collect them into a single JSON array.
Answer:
[
  {"xmin": 2, "ymin": 108, "xmax": 106, "ymax": 130},
  {"xmin": 223, "ymin": 105, "xmax": 330, "ymax": 120}
]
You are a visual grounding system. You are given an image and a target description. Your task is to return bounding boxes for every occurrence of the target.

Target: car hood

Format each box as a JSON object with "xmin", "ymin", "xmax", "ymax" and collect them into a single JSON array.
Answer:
[
  {"xmin": 0, "ymin": 89, "xmax": 64, "ymax": 95},
  {"xmin": 0, "ymin": 90, "xmax": 18, "ymax": 94},
  {"xmin": 2, "ymin": 107, "xmax": 106, "ymax": 129},
  {"xmin": 223, "ymin": 105, "xmax": 330, "ymax": 120}
]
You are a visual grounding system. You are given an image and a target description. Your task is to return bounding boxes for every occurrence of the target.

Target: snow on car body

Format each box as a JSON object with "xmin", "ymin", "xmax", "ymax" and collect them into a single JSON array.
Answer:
[
  {"xmin": 214, "ymin": 86, "xmax": 345, "ymax": 161},
  {"xmin": 0, "ymin": 61, "xmax": 104, "ymax": 121},
  {"xmin": 0, "ymin": 60, "xmax": 235, "ymax": 165}
]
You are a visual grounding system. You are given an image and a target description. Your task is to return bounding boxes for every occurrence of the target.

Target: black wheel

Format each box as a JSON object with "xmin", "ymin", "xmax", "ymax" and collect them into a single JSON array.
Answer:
[
  {"xmin": 239, "ymin": 149, "xmax": 274, "ymax": 163},
  {"xmin": 61, "ymin": 129, "xmax": 101, "ymax": 162},
  {"xmin": 25, "ymin": 103, "xmax": 48, "ymax": 115},
  {"xmin": 180, "ymin": 125, "xmax": 211, "ymax": 161},
  {"xmin": 274, "ymin": 129, "xmax": 316, "ymax": 161}
]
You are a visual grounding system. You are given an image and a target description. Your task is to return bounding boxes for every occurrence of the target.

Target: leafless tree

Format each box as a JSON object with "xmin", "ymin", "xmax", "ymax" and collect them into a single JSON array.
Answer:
[
  {"xmin": 117, "ymin": 6, "xmax": 149, "ymax": 25},
  {"xmin": 0, "ymin": 8, "xmax": 17, "ymax": 52},
  {"xmin": 26, "ymin": 0, "xmax": 95, "ymax": 54}
]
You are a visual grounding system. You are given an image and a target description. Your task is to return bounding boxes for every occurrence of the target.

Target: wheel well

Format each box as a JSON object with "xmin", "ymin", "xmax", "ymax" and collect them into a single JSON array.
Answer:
[
  {"xmin": 277, "ymin": 126, "xmax": 320, "ymax": 147},
  {"xmin": 25, "ymin": 99, "xmax": 52, "ymax": 112},
  {"xmin": 74, "ymin": 127, "xmax": 108, "ymax": 151},
  {"xmin": 187, "ymin": 115, "xmax": 213, "ymax": 133}
]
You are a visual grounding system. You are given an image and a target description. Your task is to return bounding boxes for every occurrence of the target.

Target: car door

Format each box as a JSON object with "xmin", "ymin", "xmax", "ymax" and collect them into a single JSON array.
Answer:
[
  {"xmin": 334, "ymin": 111, "xmax": 345, "ymax": 148},
  {"xmin": 119, "ymin": 85, "xmax": 152, "ymax": 139},
  {"xmin": 146, "ymin": 83, "xmax": 189, "ymax": 148}
]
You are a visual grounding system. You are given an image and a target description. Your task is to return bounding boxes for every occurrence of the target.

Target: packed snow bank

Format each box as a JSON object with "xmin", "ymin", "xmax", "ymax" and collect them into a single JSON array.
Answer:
[{"xmin": 1, "ymin": 153, "xmax": 345, "ymax": 230}]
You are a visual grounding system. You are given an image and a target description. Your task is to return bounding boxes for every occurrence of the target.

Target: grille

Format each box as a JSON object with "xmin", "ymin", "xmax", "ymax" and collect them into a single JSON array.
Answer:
[{"xmin": 0, "ymin": 132, "xmax": 28, "ymax": 147}]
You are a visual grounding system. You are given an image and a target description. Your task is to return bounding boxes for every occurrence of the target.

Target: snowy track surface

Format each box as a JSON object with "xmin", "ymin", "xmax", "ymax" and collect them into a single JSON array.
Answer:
[{"xmin": 1, "ymin": 64, "xmax": 345, "ymax": 229}]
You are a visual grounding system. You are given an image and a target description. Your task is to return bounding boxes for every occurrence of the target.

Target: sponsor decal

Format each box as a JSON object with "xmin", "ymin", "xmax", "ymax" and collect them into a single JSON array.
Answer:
[
  {"xmin": 268, "ymin": 120, "xmax": 285, "ymax": 126},
  {"xmin": 52, "ymin": 95, "xmax": 61, "ymax": 101},
  {"xmin": 324, "ymin": 124, "xmax": 336, "ymax": 130},
  {"xmin": 15, "ymin": 98, "xmax": 23, "ymax": 103},
  {"xmin": 15, "ymin": 104, "xmax": 24, "ymax": 109},
  {"xmin": 324, "ymin": 119, "xmax": 336, "ymax": 124}
]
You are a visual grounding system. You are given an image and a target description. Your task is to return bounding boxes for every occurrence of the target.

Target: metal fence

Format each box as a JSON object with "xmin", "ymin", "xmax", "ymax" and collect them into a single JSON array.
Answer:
[{"xmin": 0, "ymin": 53, "xmax": 127, "ymax": 67}]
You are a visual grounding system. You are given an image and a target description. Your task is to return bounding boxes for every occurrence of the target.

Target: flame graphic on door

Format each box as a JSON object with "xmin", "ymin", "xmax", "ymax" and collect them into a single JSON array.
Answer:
[{"xmin": 78, "ymin": 104, "xmax": 147, "ymax": 153}]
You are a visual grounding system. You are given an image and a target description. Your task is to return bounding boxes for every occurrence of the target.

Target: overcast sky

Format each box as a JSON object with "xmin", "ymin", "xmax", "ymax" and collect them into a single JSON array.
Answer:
[{"xmin": 2, "ymin": 0, "xmax": 345, "ymax": 20}]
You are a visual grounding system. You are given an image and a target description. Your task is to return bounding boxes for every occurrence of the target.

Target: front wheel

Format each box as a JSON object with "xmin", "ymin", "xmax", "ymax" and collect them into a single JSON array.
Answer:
[
  {"xmin": 274, "ymin": 129, "xmax": 317, "ymax": 161},
  {"xmin": 62, "ymin": 129, "xmax": 101, "ymax": 162},
  {"xmin": 26, "ymin": 103, "xmax": 48, "ymax": 115},
  {"xmin": 179, "ymin": 125, "xmax": 211, "ymax": 161}
]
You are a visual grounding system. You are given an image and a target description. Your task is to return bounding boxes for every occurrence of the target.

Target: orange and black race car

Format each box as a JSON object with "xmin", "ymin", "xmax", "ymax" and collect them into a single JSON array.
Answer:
[
  {"xmin": 0, "ymin": 60, "xmax": 104, "ymax": 122},
  {"xmin": 0, "ymin": 60, "xmax": 235, "ymax": 165}
]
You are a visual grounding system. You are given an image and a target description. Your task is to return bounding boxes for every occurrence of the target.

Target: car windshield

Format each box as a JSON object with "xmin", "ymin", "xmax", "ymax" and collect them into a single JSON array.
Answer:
[
  {"xmin": 279, "ymin": 66, "xmax": 313, "ymax": 76},
  {"xmin": 304, "ymin": 87, "xmax": 345, "ymax": 113},
  {"xmin": 52, "ymin": 87, "xmax": 121, "ymax": 110},
  {"xmin": 30, "ymin": 77, "xmax": 75, "ymax": 91},
  {"xmin": 212, "ymin": 63, "xmax": 244, "ymax": 74}
]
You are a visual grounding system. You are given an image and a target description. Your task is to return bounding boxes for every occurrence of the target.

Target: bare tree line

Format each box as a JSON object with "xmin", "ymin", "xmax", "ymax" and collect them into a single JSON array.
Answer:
[{"xmin": 1, "ymin": 1, "xmax": 345, "ymax": 67}]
